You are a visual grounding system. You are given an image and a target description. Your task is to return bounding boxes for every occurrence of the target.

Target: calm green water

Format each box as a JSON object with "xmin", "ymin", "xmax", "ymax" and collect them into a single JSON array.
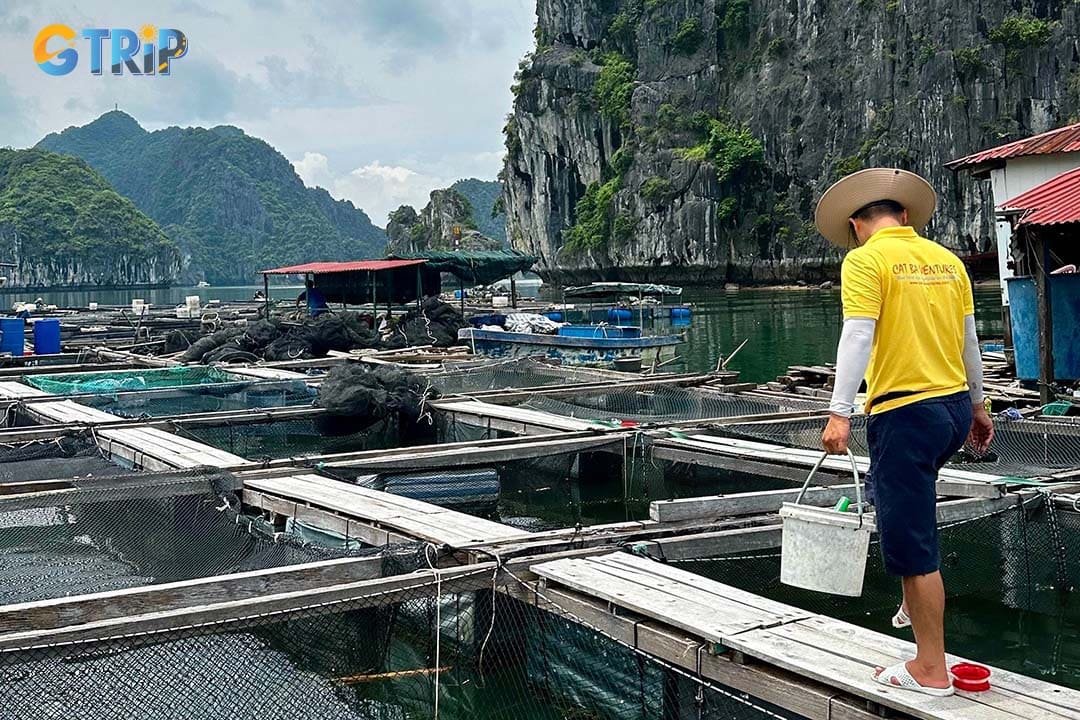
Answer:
[
  {"xmin": 676, "ymin": 285, "xmax": 1003, "ymax": 382},
  {"xmin": 18, "ymin": 284, "xmax": 1003, "ymax": 383}
]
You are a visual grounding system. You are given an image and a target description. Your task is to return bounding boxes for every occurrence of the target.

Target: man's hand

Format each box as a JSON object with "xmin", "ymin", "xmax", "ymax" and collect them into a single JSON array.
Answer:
[
  {"xmin": 969, "ymin": 404, "xmax": 994, "ymax": 455},
  {"xmin": 822, "ymin": 414, "xmax": 851, "ymax": 455}
]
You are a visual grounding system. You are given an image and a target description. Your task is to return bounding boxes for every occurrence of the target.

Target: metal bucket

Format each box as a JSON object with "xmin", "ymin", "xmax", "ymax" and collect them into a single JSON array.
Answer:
[{"xmin": 779, "ymin": 451, "xmax": 873, "ymax": 597}]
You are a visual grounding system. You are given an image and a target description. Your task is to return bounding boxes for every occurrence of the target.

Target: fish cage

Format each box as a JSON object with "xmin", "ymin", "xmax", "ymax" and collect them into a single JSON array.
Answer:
[
  {"xmin": 427, "ymin": 357, "xmax": 617, "ymax": 395},
  {"xmin": 514, "ymin": 386, "xmax": 825, "ymax": 425},
  {"xmin": 177, "ymin": 415, "xmax": 408, "ymax": 460},
  {"xmin": 0, "ymin": 467, "xmax": 394, "ymax": 605},
  {"xmin": 323, "ymin": 437, "xmax": 793, "ymax": 533},
  {"xmin": 0, "ymin": 555, "xmax": 807, "ymax": 720},
  {"xmin": 62, "ymin": 377, "xmax": 318, "ymax": 418},
  {"xmin": 667, "ymin": 494, "xmax": 1080, "ymax": 690},
  {"xmin": 24, "ymin": 366, "xmax": 252, "ymax": 394},
  {"xmin": 0, "ymin": 434, "xmax": 132, "ymax": 483}
]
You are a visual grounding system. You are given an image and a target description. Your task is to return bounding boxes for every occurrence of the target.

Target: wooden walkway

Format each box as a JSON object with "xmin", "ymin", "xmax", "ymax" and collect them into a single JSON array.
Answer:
[
  {"xmin": 431, "ymin": 398, "xmax": 614, "ymax": 434},
  {"xmin": 0, "ymin": 381, "xmax": 248, "ymax": 471},
  {"xmin": 655, "ymin": 434, "xmax": 1009, "ymax": 491},
  {"xmin": 244, "ymin": 472, "xmax": 533, "ymax": 547},
  {"xmin": 532, "ymin": 552, "xmax": 1080, "ymax": 720}
]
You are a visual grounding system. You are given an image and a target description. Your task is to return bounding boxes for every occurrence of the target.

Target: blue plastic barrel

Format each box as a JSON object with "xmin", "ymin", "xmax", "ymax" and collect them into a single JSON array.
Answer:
[
  {"xmin": 671, "ymin": 306, "xmax": 692, "ymax": 318},
  {"xmin": 1007, "ymin": 275, "xmax": 1080, "ymax": 380},
  {"xmin": 33, "ymin": 318, "xmax": 61, "ymax": 355},
  {"xmin": 0, "ymin": 318, "xmax": 25, "ymax": 356},
  {"xmin": 607, "ymin": 308, "xmax": 633, "ymax": 323},
  {"xmin": 544, "ymin": 311, "xmax": 564, "ymax": 322}
]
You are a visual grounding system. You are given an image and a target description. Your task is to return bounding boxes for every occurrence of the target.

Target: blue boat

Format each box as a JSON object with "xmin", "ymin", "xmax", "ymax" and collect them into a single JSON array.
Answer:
[
  {"xmin": 460, "ymin": 283, "xmax": 686, "ymax": 367},
  {"xmin": 458, "ymin": 325, "xmax": 684, "ymax": 366}
]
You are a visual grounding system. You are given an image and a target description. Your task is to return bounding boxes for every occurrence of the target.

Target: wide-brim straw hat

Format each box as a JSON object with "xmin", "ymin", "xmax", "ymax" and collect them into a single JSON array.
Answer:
[{"xmin": 815, "ymin": 168, "xmax": 937, "ymax": 249}]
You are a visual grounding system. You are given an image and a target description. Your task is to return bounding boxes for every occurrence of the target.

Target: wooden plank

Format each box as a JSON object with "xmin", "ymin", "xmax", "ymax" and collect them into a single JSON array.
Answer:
[
  {"xmin": 518, "ymin": 584, "xmax": 884, "ymax": 720},
  {"xmin": 724, "ymin": 623, "xmax": 1021, "ymax": 720},
  {"xmin": 431, "ymin": 399, "xmax": 610, "ymax": 432},
  {"xmin": 725, "ymin": 616, "xmax": 1079, "ymax": 720},
  {"xmin": 245, "ymin": 473, "xmax": 531, "ymax": 545},
  {"xmin": 633, "ymin": 525, "xmax": 782, "ymax": 561},
  {"xmin": 792, "ymin": 616, "xmax": 1080, "ymax": 720},
  {"xmin": 532, "ymin": 552, "xmax": 809, "ymax": 643},
  {"xmin": 0, "ymin": 555, "xmax": 387, "ymax": 634},
  {"xmin": 0, "ymin": 563, "xmax": 500, "ymax": 650},
  {"xmin": 651, "ymin": 486, "xmax": 857, "ymax": 522},
  {"xmin": 678, "ymin": 435, "xmax": 1006, "ymax": 485},
  {"xmin": 321, "ymin": 434, "xmax": 623, "ymax": 471}
]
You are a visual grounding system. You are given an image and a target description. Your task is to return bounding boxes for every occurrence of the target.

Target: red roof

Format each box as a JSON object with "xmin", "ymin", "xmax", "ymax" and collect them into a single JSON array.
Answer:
[
  {"xmin": 947, "ymin": 122, "xmax": 1080, "ymax": 171},
  {"xmin": 260, "ymin": 259, "xmax": 427, "ymax": 275},
  {"xmin": 997, "ymin": 166, "xmax": 1080, "ymax": 226}
]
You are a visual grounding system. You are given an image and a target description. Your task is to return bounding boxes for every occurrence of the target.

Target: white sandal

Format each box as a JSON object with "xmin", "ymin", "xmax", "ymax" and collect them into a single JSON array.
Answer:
[
  {"xmin": 873, "ymin": 662, "xmax": 954, "ymax": 696},
  {"xmin": 892, "ymin": 606, "xmax": 911, "ymax": 629}
]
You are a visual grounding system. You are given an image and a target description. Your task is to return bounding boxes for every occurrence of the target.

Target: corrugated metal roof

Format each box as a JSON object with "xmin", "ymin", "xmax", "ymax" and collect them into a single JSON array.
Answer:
[
  {"xmin": 997, "ymin": 166, "xmax": 1080, "ymax": 226},
  {"xmin": 946, "ymin": 122, "xmax": 1080, "ymax": 171},
  {"xmin": 260, "ymin": 259, "xmax": 428, "ymax": 275}
]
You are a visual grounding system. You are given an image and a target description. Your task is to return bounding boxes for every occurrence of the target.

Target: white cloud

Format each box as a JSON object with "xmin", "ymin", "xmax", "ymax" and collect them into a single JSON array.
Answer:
[
  {"xmin": 292, "ymin": 151, "xmax": 334, "ymax": 188},
  {"xmin": 340, "ymin": 161, "xmax": 449, "ymax": 226}
]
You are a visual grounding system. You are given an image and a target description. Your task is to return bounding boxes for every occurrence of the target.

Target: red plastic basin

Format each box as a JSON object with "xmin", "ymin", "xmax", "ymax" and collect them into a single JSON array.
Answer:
[{"xmin": 951, "ymin": 662, "xmax": 991, "ymax": 692}]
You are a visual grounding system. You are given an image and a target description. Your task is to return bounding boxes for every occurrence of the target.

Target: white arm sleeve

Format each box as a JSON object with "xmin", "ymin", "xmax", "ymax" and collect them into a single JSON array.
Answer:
[
  {"xmin": 962, "ymin": 314, "xmax": 984, "ymax": 404},
  {"xmin": 828, "ymin": 318, "xmax": 876, "ymax": 417}
]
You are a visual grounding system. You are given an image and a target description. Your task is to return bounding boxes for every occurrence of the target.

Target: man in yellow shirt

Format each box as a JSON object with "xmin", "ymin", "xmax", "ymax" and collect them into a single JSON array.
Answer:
[{"xmin": 815, "ymin": 169, "xmax": 994, "ymax": 696}]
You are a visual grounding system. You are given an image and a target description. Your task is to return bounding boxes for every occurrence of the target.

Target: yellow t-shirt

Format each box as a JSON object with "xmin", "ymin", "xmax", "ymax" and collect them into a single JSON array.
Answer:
[{"xmin": 841, "ymin": 225, "xmax": 974, "ymax": 415}]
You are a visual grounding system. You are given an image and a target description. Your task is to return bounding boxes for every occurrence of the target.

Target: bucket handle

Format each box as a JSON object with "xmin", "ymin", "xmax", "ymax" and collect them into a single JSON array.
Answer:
[{"xmin": 794, "ymin": 450, "xmax": 864, "ymax": 527}]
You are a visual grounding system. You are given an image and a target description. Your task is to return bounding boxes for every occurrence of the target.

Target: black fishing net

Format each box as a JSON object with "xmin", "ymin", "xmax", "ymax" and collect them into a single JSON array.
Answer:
[
  {"xmin": 0, "ymin": 435, "xmax": 129, "ymax": 483},
  {"xmin": 178, "ymin": 416, "xmax": 403, "ymax": 461},
  {"xmin": 174, "ymin": 298, "xmax": 466, "ymax": 364},
  {"xmin": 314, "ymin": 364, "xmax": 438, "ymax": 438}
]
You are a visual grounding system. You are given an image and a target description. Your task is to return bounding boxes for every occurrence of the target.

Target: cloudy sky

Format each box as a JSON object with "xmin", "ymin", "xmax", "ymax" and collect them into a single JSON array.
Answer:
[{"xmin": 0, "ymin": 0, "xmax": 536, "ymax": 224}]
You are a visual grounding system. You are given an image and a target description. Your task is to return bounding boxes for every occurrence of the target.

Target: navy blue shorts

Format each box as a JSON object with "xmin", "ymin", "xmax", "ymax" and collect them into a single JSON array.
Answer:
[{"xmin": 865, "ymin": 392, "xmax": 972, "ymax": 577}]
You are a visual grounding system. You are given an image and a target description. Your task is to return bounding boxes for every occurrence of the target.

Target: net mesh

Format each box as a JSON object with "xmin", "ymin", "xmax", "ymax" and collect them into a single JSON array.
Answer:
[
  {"xmin": 0, "ymin": 435, "xmax": 130, "ymax": 483},
  {"xmin": 427, "ymin": 358, "xmax": 615, "ymax": 395},
  {"xmin": 26, "ymin": 366, "xmax": 246, "ymax": 395},
  {"xmin": 715, "ymin": 415, "xmax": 1080, "ymax": 478},
  {"xmin": 177, "ymin": 416, "xmax": 402, "ymax": 460},
  {"xmin": 0, "ymin": 468, "xmax": 404, "ymax": 605},
  {"xmin": 0, "ymin": 563, "xmax": 806, "ymax": 720},
  {"xmin": 518, "ymin": 387, "xmax": 825, "ymax": 425},
  {"xmin": 71, "ymin": 379, "xmax": 317, "ymax": 418}
]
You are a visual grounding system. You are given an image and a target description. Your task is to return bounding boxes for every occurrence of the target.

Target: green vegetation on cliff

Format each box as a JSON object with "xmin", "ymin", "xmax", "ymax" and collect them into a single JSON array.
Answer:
[
  {"xmin": 37, "ymin": 111, "xmax": 385, "ymax": 284},
  {"xmin": 450, "ymin": 178, "xmax": 506, "ymax": 244},
  {"xmin": 0, "ymin": 149, "xmax": 179, "ymax": 286}
]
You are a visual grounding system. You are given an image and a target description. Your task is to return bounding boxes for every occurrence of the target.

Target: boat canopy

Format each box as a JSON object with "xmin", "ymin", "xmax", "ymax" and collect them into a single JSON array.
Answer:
[
  {"xmin": 563, "ymin": 282, "xmax": 683, "ymax": 300},
  {"xmin": 388, "ymin": 249, "xmax": 538, "ymax": 286}
]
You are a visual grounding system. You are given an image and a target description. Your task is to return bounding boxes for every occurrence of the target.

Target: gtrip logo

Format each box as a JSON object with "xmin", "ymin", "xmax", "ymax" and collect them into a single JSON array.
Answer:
[{"xmin": 34, "ymin": 24, "xmax": 188, "ymax": 76}]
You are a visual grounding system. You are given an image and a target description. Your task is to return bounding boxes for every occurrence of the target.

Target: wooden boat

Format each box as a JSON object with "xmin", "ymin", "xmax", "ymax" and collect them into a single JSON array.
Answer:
[
  {"xmin": 457, "ymin": 325, "xmax": 683, "ymax": 367},
  {"xmin": 460, "ymin": 282, "xmax": 686, "ymax": 368}
]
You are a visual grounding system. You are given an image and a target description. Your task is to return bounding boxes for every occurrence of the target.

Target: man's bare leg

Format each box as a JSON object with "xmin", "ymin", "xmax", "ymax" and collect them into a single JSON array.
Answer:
[{"xmin": 901, "ymin": 571, "xmax": 950, "ymax": 687}]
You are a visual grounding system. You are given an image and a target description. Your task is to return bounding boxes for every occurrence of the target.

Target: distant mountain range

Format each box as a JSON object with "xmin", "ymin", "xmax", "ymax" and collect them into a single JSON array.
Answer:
[
  {"xmin": 38, "ymin": 111, "xmax": 386, "ymax": 284},
  {"xmin": 0, "ymin": 148, "xmax": 180, "ymax": 289}
]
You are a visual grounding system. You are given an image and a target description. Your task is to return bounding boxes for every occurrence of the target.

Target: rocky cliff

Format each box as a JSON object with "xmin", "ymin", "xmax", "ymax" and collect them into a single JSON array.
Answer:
[
  {"xmin": 38, "ymin": 112, "xmax": 386, "ymax": 285},
  {"xmin": 0, "ymin": 149, "xmax": 179, "ymax": 289},
  {"xmin": 386, "ymin": 187, "xmax": 503, "ymax": 253},
  {"xmin": 503, "ymin": 0, "xmax": 1080, "ymax": 283}
]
